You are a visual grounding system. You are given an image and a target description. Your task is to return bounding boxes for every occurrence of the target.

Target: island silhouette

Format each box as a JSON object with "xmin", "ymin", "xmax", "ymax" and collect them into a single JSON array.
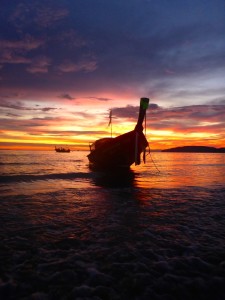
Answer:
[{"xmin": 162, "ymin": 146, "xmax": 225, "ymax": 153}]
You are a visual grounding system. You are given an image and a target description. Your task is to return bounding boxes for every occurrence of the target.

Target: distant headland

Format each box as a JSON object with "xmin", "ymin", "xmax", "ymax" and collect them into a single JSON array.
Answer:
[{"xmin": 162, "ymin": 146, "xmax": 225, "ymax": 153}]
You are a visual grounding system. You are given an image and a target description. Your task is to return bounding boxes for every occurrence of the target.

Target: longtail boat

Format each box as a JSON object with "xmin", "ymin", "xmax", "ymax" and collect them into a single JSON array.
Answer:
[
  {"xmin": 87, "ymin": 97, "xmax": 149, "ymax": 169},
  {"xmin": 55, "ymin": 146, "xmax": 70, "ymax": 153}
]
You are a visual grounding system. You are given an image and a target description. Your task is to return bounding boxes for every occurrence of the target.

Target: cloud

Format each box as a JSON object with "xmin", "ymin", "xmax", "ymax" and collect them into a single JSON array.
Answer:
[
  {"xmin": 62, "ymin": 96, "xmax": 112, "ymax": 102},
  {"xmin": 41, "ymin": 107, "xmax": 57, "ymax": 112},
  {"xmin": 26, "ymin": 56, "xmax": 51, "ymax": 74},
  {"xmin": 111, "ymin": 103, "xmax": 161, "ymax": 119},
  {"xmin": 88, "ymin": 97, "xmax": 112, "ymax": 102},
  {"xmin": 57, "ymin": 59, "xmax": 97, "ymax": 73},
  {"xmin": 1, "ymin": 100, "xmax": 224, "ymax": 149},
  {"xmin": 0, "ymin": 35, "xmax": 44, "ymax": 66},
  {"xmin": 59, "ymin": 94, "xmax": 75, "ymax": 100},
  {"xmin": 0, "ymin": 0, "xmax": 224, "ymax": 111},
  {"xmin": 34, "ymin": 6, "xmax": 69, "ymax": 28},
  {"xmin": 39, "ymin": 130, "xmax": 108, "ymax": 136},
  {"xmin": 206, "ymin": 97, "xmax": 225, "ymax": 106},
  {"xmin": 147, "ymin": 104, "xmax": 225, "ymax": 133},
  {"xmin": 5, "ymin": 113, "xmax": 20, "ymax": 117},
  {"xmin": 10, "ymin": 1, "xmax": 69, "ymax": 29},
  {"xmin": 104, "ymin": 102, "xmax": 225, "ymax": 137},
  {"xmin": 0, "ymin": 100, "xmax": 28, "ymax": 110},
  {"xmin": 0, "ymin": 36, "xmax": 43, "ymax": 51},
  {"xmin": 0, "ymin": 99, "xmax": 56, "ymax": 112},
  {"xmin": 0, "ymin": 52, "xmax": 31, "ymax": 64},
  {"xmin": 56, "ymin": 30, "xmax": 87, "ymax": 48}
]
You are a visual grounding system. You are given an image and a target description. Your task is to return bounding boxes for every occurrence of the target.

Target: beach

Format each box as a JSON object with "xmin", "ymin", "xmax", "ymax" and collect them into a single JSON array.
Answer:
[{"xmin": 1, "ymin": 150, "xmax": 225, "ymax": 299}]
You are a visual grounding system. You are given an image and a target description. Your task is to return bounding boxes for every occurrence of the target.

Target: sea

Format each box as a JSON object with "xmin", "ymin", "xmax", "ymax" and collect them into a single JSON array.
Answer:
[{"xmin": 0, "ymin": 150, "xmax": 225, "ymax": 300}]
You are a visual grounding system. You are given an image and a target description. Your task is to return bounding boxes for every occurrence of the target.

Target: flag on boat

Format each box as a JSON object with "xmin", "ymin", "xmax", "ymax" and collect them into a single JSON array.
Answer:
[{"xmin": 108, "ymin": 109, "xmax": 112, "ymax": 126}]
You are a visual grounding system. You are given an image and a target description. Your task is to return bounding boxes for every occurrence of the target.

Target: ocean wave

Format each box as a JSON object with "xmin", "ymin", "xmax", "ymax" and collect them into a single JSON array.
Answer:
[
  {"xmin": 0, "ymin": 172, "xmax": 92, "ymax": 183},
  {"xmin": 0, "ymin": 162, "xmax": 42, "ymax": 165},
  {"xmin": 0, "ymin": 159, "xmax": 83, "ymax": 165}
]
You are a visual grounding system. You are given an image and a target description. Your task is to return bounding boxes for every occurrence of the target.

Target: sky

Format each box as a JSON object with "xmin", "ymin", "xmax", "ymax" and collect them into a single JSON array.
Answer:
[{"xmin": 0, "ymin": 0, "xmax": 225, "ymax": 150}]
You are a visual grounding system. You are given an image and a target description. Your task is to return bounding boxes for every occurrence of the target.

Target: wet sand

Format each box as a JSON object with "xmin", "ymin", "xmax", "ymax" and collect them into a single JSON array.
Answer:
[{"xmin": 1, "ymin": 186, "xmax": 225, "ymax": 300}]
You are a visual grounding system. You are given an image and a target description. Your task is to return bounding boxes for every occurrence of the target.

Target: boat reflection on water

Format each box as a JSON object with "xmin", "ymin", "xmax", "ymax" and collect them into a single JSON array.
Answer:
[
  {"xmin": 88, "ymin": 165, "xmax": 151, "ymax": 204},
  {"xmin": 89, "ymin": 165, "xmax": 136, "ymax": 188}
]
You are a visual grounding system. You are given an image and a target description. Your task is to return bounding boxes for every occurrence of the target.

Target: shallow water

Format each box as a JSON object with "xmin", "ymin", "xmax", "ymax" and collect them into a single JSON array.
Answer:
[{"xmin": 0, "ymin": 150, "xmax": 225, "ymax": 299}]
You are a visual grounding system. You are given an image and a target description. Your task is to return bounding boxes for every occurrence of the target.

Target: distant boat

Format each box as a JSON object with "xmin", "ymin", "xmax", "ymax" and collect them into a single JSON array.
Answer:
[
  {"xmin": 87, "ymin": 97, "xmax": 149, "ymax": 169},
  {"xmin": 55, "ymin": 146, "xmax": 70, "ymax": 153}
]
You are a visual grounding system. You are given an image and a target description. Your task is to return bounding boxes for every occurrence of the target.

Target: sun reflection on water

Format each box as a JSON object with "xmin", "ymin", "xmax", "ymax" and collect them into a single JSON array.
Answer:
[{"xmin": 132, "ymin": 152, "xmax": 225, "ymax": 190}]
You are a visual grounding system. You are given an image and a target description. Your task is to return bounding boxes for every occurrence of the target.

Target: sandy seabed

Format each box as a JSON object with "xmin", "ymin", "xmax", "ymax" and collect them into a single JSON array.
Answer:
[{"xmin": 1, "ymin": 186, "xmax": 225, "ymax": 300}]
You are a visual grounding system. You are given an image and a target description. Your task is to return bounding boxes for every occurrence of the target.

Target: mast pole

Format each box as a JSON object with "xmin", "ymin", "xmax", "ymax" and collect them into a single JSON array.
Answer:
[
  {"xmin": 111, "ymin": 114, "xmax": 112, "ymax": 138},
  {"xmin": 108, "ymin": 109, "xmax": 113, "ymax": 138}
]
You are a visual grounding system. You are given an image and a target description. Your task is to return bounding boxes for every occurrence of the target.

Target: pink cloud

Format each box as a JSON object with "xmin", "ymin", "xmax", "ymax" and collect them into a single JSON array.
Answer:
[
  {"xmin": 0, "ymin": 36, "xmax": 43, "ymax": 51},
  {"xmin": 57, "ymin": 30, "xmax": 87, "ymax": 48},
  {"xmin": 26, "ymin": 56, "xmax": 51, "ymax": 74},
  {"xmin": 0, "ymin": 36, "xmax": 44, "ymax": 65},
  {"xmin": 10, "ymin": 2, "xmax": 69, "ymax": 29},
  {"xmin": 34, "ymin": 7, "xmax": 69, "ymax": 28},
  {"xmin": 57, "ymin": 59, "xmax": 97, "ymax": 73},
  {"xmin": 0, "ymin": 50, "xmax": 31, "ymax": 64}
]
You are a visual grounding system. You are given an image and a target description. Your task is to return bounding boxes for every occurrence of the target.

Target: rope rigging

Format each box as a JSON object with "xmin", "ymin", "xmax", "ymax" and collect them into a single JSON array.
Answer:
[{"xmin": 143, "ymin": 111, "xmax": 160, "ymax": 173}]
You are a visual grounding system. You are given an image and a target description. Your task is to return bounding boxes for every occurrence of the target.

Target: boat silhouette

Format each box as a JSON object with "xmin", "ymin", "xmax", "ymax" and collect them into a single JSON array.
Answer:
[
  {"xmin": 87, "ymin": 97, "xmax": 149, "ymax": 169},
  {"xmin": 55, "ymin": 146, "xmax": 70, "ymax": 153}
]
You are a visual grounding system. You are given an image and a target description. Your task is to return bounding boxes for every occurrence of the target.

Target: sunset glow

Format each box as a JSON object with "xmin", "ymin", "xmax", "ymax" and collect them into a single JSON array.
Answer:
[{"xmin": 1, "ymin": 1, "xmax": 225, "ymax": 151}]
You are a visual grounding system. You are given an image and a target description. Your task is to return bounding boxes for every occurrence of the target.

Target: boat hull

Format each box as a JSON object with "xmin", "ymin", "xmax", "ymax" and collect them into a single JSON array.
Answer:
[
  {"xmin": 55, "ymin": 147, "xmax": 70, "ymax": 153},
  {"xmin": 87, "ymin": 130, "xmax": 148, "ymax": 169}
]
